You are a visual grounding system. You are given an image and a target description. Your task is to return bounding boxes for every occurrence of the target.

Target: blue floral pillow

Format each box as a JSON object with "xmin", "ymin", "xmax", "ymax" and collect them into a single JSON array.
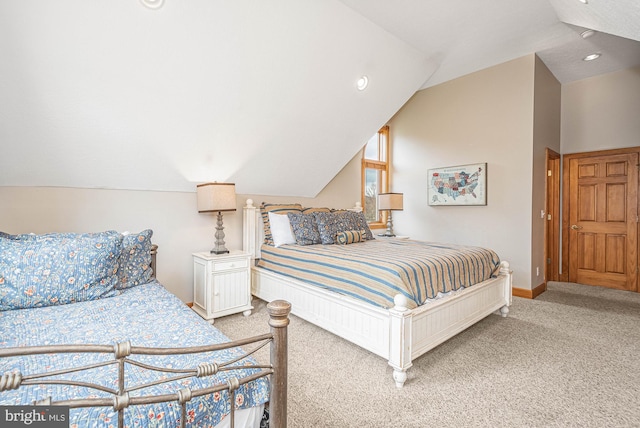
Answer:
[
  {"xmin": 0, "ymin": 231, "xmax": 123, "ymax": 311},
  {"xmin": 287, "ymin": 213, "xmax": 321, "ymax": 245},
  {"xmin": 347, "ymin": 211, "xmax": 374, "ymax": 241},
  {"xmin": 313, "ymin": 211, "xmax": 354, "ymax": 245},
  {"xmin": 117, "ymin": 229, "xmax": 154, "ymax": 289}
]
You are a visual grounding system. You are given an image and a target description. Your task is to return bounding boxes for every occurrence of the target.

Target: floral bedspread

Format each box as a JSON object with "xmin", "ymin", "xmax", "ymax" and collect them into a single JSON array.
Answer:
[{"xmin": 0, "ymin": 281, "xmax": 269, "ymax": 427}]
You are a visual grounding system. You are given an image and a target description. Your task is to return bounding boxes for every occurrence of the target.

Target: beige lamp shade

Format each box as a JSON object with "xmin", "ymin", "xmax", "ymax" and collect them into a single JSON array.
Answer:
[
  {"xmin": 378, "ymin": 193, "xmax": 403, "ymax": 211},
  {"xmin": 197, "ymin": 183, "xmax": 237, "ymax": 213}
]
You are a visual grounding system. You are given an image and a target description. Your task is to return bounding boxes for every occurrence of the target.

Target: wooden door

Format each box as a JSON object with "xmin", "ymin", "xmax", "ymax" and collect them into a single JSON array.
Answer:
[{"xmin": 567, "ymin": 152, "xmax": 638, "ymax": 291}]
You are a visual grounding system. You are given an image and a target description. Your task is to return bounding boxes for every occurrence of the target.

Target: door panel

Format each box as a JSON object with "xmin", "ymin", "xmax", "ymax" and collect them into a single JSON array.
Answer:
[{"xmin": 568, "ymin": 152, "xmax": 638, "ymax": 291}]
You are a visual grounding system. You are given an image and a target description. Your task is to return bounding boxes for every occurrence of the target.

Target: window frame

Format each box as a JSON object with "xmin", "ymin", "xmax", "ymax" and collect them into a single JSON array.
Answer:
[{"xmin": 361, "ymin": 126, "xmax": 390, "ymax": 229}]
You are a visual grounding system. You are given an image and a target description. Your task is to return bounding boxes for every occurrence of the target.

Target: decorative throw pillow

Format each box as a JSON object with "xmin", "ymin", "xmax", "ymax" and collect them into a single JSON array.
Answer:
[
  {"xmin": 313, "ymin": 211, "xmax": 353, "ymax": 245},
  {"xmin": 267, "ymin": 212, "xmax": 297, "ymax": 247},
  {"xmin": 335, "ymin": 230, "xmax": 366, "ymax": 245},
  {"xmin": 301, "ymin": 207, "xmax": 331, "ymax": 215},
  {"xmin": 117, "ymin": 229, "xmax": 154, "ymax": 289},
  {"xmin": 346, "ymin": 211, "xmax": 375, "ymax": 240},
  {"xmin": 260, "ymin": 203, "xmax": 303, "ymax": 245},
  {"xmin": 287, "ymin": 213, "xmax": 322, "ymax": 245},
  {"xmin": 0, "ymin": 231, "xmax": 123, "ymax": 310}
]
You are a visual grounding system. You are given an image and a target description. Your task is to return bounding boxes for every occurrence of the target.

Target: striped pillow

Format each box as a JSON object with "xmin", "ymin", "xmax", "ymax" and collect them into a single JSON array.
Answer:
[
  {"xmin": 260, "ymin": 203, "xmax": 303, "ymax": 245},
  {"xmin": 335, "ymin": 230, "xmax": 365, "ymax": 245},
  {"xmin": 302, "ymin": 207, "xmax": 331, "ymax": 214}
]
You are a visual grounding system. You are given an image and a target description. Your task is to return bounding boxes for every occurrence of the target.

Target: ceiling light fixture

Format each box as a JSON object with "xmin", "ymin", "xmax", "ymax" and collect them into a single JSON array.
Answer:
[
  {"xmin": 583, "ymin": 53, "xmax": 601, "ymax": 61},
  {"xmin": 356, "ymin": 76, "xmax": 369, "ymax": 91},
  {"xmin": 577, "ymin": 0, "xmax": 588, "ymax": 4},
  {"xmin": 580, "ymin": 29, "xmax": 596, "ymax": 39},
  {"xmin": 140, "ymin": 0, "xmax": 164, "ymax": 9}
]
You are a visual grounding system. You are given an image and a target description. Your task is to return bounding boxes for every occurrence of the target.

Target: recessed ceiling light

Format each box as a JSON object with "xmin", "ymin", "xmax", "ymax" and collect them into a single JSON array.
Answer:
[
  {"xmin": 583, "ymin": 53, "xmax": 601, "ymax": 61},
  {"xmin": 580, "ymin": 29, "xmax": 596, "ymax": 39},
  {"xmin": 140, "ymin": 0, "xmax": 164, "ymax": 9},
  {"xmin": 356, "ymin": 76, "xmax": 369, "ymax": 91},
  {"xmin": 578, "ymin": 0, "xmax": 588, "ymax": 4}
]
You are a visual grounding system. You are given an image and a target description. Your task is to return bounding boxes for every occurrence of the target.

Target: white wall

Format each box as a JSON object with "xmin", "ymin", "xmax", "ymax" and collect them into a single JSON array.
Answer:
[
  {"xmin": 387, "ymin": 55, "xmax": 537, "ymax": 289},
  {"xmin": 561, "ymin": 66, "xmax": 640, "ymax": 154}
]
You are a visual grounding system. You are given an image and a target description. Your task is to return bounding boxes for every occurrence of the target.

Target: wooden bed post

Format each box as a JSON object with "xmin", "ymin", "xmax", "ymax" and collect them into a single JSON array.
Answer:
[
  {"xmin": 499, "ymin": 261, "xmax": 512, "ymax": 316},
  {"xmin": 267, "ymin": 300, "xmax": 291, "ymax": 428},
  {"xmin": 243, "ymin": 199, "xmax": 260, "ymax": 261},
  {"xmin": 388, "ymin": 294, "xmax": 412, "ymax": 388}
]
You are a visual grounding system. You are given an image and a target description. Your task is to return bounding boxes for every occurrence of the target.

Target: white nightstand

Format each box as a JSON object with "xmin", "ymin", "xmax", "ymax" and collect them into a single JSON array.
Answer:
[{"xmin": 192, "ymin": 250, "xmax": 253, "ymax": 324}]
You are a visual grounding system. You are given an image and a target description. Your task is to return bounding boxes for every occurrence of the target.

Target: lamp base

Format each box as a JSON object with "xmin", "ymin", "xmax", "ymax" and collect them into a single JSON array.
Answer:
[
  {"xmin": 210, "ymin": 248, "xmax": 230, "ymax": 255},
  {"xmin": 378, "ymin": 232, "xmax": 396, "ymax": 237},
  {"xmin": 210, "ymin": 212, "xmax": 229, "ymax": 255}
]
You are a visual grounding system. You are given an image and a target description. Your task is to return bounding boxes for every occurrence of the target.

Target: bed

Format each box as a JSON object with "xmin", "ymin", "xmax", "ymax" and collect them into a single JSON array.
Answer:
[
  {"xmin": 242, "ymin": 199, "xmax": 512, "ymax": 388},
  {"xmin": 0, "ymin": 230, "xmax": 289, "ymax": 428}
]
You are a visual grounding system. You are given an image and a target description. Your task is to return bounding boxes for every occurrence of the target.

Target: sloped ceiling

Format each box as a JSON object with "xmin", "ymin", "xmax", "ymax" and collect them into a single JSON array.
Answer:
[
  {"xmin": 1, "ymin": 0, "xmax": 638, "ymax": 197},
  {"xmin": 0, "ymin": 0, "xmax": 434, "ymax": 196}
]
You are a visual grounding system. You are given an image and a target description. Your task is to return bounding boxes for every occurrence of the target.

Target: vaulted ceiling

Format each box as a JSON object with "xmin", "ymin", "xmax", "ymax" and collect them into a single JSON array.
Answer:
[{"xmin": 1, "ymin": 0, "xmax": 638, "ymax": 197}]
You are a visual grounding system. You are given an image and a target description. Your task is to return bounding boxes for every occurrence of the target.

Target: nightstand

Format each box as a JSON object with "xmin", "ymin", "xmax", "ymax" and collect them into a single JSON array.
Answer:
[{"xmin": 192, "ymin": 250, "xmax": 253, "ymax": 324}]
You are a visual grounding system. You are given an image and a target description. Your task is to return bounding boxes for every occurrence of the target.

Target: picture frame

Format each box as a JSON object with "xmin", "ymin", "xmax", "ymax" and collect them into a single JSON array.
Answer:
[{"xmin": 427, "ymin": 162, "xmax": 487, "ymax": 206}]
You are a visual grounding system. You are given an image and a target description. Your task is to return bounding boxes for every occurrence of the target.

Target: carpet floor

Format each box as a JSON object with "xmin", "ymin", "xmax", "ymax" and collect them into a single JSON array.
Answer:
[{"xmin": 214, "ymin": 282, "xmax": 640, "ymax": 427}]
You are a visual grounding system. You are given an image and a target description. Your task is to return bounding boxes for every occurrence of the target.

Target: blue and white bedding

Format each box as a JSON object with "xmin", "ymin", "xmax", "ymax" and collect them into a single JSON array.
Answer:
[
  {"xmin": 258, "ymin": 239, "xmax": 501, "ymax": 310},
  {"xmin": 0, "ymin": 280, "xmax": 269, "ymax": 427}
]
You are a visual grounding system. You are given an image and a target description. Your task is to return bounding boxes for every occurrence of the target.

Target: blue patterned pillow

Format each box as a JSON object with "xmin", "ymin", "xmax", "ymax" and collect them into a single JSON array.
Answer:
[
  {"xmin": 335, "ymin": 230, "xmax": 365, "ymax": 245},
  {"xmin": 313, "ymin": 211, "xmax": 354, "ymax": 245},
  {"xmin": 347, "ymin": 211, "xmax": 374, "ymax": 240},
  {"xmin": 117, "ymin": 229, "xmax": 154, "ymax": 289},
  {"xmin": 0, "ymin": 231, "xmax": 123, "ymax": 310},
  {"xmin": 287, "ymin": 213, "xmax": 322, "ymax": 245}
]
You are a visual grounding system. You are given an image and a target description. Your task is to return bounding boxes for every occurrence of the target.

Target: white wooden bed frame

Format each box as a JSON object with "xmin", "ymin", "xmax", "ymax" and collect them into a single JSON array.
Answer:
[{"xmin": 242, "ymin": 199, "xmax": 512, "ymax": 388}]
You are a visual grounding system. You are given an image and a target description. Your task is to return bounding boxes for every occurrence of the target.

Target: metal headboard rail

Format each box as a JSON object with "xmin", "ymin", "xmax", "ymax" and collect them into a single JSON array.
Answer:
[{"xmin": 0, "ymin": 300, "xmax": 292, "ymax": 428}]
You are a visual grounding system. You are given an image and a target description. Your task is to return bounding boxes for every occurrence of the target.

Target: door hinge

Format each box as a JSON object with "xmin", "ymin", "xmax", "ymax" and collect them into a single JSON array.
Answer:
[
  {"xmin": 547, "ymin": 258, "xmax": 551, "ymax": 265},
  {"xmin": 547, "ymin": 214, "xmax": 552, "ymax": 221},
  {"xmin": 547, "ymin": 170, "xmax": 552, "ymax": 177}
]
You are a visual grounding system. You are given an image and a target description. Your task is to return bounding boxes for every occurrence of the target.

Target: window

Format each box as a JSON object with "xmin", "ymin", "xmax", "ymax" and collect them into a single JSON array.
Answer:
[{"xmin": 361, "ymin": 126, "xmax": 390, "ymax": 228}]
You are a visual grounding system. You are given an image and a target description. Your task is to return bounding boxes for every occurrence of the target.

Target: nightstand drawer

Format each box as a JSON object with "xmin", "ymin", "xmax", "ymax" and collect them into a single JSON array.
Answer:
[{"xmin": 212, "ymin": 258, "xmax": 249, "ymax": 272}]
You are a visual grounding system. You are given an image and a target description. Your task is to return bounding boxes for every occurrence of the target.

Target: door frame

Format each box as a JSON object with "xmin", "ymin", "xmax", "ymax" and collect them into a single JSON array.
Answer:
[
  {"xmin": 561, "ymin": 146, "xmax": 640, "ymax": 282},
  {"xmin": 545, "ymin": 148, "xmax": 560, "ymax": 282}
]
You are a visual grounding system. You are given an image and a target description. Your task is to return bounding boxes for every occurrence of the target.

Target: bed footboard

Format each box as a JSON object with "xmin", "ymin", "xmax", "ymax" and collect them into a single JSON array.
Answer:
[{"xmin": 0, "ymin": 300, "xmax": 291, "ymax": 428}]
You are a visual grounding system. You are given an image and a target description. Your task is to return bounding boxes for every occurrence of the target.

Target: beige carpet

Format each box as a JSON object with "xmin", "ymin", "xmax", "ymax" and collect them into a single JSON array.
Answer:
[{"xmin": 214, "ymin": 282, "xmax": 640, "ymax": 427}]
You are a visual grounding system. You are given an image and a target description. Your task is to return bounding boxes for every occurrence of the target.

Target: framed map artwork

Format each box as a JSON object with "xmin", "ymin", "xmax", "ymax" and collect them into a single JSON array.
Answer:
[{"xmin": 427, "ymin": 162, "xmax": 487, "ymax": 206}]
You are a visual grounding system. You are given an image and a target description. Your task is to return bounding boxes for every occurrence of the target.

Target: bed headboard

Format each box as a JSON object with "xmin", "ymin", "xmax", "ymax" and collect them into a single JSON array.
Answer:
[
  {"xmin": 150, "ymin": 244, "xmax": 158, "ymax": 278},
  {"xmin": 242, "ymin": 199, "xmax": 363, "ymax": 262}
]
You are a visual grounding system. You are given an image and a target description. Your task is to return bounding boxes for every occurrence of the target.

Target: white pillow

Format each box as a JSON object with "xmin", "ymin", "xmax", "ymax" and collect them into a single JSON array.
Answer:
[{"xmin": 268, "ymin": 212, "xmax": 297, "ymax": 247}]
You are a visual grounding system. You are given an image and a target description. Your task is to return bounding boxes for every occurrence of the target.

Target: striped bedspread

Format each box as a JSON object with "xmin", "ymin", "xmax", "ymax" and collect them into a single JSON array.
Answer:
[{"xmin": 258, "ymin": 239, "xmax": 501, "ymax": 309}]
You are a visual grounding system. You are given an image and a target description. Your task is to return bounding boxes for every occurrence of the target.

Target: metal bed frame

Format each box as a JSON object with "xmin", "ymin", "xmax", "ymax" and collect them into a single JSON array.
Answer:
[{"xmin": 0, "ymin": 244, "xmax": 290, "ymax": 428}]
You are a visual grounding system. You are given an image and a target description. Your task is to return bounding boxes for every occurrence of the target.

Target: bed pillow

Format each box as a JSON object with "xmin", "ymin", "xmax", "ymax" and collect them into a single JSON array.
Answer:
[
  {"xmin": 267, "ymin": 212, "xmax": 297, "ymax": 247},
  {"xmin": 287, "ymin": 212, "xmax": 322, "ymax": 245},
  {"xmin": 335, "ymin": 230, "xmax": 366, "ymax": 245},
  {"xmin": 260, "ymin": 203, "xmax": 303, "ymax": 245},
  {"xmin": 302, "ymin": 207, "xmax": 331, "ymax": 215},
  {"xmin": 117, "ymin": 229, "xmax": 154, "ymax": 289},
  {"xmin": 313, "ymin": 211, "xmax": 355, "ymax": 245},
  {"xmin": 0, "ymin": 231, "xmax": 123, "ymax": 310},
  {"xmin": 347, "ymin": 211, "xmax": 375, "ymax": 241}
]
